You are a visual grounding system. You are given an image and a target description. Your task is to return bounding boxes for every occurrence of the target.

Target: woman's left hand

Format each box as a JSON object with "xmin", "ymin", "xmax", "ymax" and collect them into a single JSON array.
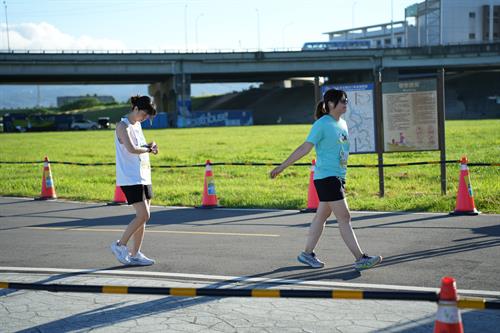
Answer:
[
  {"xmin": 270, "ymin": 165, "xmax": 284, "ymax": 179},
  {"xmin": 150, "ymin": 141, "xmax": 159, "ymax": 155}
]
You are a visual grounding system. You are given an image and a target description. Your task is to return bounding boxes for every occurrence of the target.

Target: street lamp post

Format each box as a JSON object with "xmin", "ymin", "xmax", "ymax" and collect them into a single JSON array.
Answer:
[
  {"xmin": 281, "ymin": 22, "xmax": 293, "ymax": 49},
  {"xmin": 352, "ymin": 1, "xmax": 357, "ymax": 28},
  {"xmin": 255, "ymin": 8, "xmax": 261, "ymax": 50},
  {"xmin": 3, "ymin": 1, "xmax": 10, "ymax": 51},
  {"xmin": 195, "ymin": 13, "xmax": 204, "ymax": 50},
  {"xmin": 184, "ymin": 4, "xmax": 188, "ymax": 51}
]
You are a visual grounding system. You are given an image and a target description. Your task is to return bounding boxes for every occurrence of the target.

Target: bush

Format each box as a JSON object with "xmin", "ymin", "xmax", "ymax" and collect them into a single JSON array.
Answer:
[{"xmin": 60, "ymin": 97, "xmax": 101, "ymax": 111}]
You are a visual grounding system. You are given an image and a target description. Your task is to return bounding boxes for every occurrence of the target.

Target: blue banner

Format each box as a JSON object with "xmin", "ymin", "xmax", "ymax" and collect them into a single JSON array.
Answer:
[{"xmin": 177, "ymin": 110, "xmax": 253, "ymax": 128}]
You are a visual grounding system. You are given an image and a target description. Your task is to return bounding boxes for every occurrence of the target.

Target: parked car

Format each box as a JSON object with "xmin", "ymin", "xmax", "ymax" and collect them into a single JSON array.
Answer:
[
  {"xmin": 98, "ymin": 117, "xmax": 110, "ymax": 129},
  {"xmin": 71, "ymin": 119, "xmax": 98, "ymax": 130}
]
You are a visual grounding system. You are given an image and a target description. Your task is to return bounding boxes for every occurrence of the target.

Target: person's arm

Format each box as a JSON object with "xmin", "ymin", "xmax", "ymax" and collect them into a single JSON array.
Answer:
[
  {"xmin": 116, "ymin": 122, "xmax": 150, "ymax": 154},
  {"xmin": 270, "ymin": 142, "xmax": 314, "ymax": 178}
]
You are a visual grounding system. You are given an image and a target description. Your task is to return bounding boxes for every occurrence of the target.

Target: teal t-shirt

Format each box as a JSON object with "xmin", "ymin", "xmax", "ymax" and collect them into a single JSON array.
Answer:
[{"xmin": 306, "ymin": 114, "xmax": 349, "ymax": 180}]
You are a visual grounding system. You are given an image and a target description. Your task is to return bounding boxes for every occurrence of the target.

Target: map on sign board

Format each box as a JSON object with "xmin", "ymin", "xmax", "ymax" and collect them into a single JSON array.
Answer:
[{"xmin": 322, "ymin": 84, "xmax": 376, "ymax": 153}]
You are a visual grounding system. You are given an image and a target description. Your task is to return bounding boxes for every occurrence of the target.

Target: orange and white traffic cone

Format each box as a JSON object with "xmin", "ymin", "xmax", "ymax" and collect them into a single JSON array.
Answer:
[
  {"xmin": 434, "ymin": 276, "xmax": 464, "ymax": 333},
  {"xmin": 300, "ymin": 159, "xmax": 319, "ymax": 213},
  {"xmin": 197, "ymin": 160, "xmax": 219, "ymax": 209},
  {"xmin": 37, "ymin": 156, "xmax": 57, "ymax": 200},
  {"xmin": 107, "ymin": 185, "xmax": 127, "ymax": 205},
  {"xmin": 450, "ymin": 156, "xmax": 480, "ymax": 215}
]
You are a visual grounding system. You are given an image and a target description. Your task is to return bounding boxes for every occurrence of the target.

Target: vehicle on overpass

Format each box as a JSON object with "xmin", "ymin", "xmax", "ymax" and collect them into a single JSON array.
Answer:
[{"xmin": 302, "ymin": 40, "xmax": 371, "ymax": 51}]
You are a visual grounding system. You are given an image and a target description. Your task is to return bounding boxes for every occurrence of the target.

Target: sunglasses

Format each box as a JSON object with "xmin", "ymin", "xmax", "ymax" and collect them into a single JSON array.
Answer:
[{"xmin": 339, "ymin": 98, "xmax": 348, "ymax": 105}]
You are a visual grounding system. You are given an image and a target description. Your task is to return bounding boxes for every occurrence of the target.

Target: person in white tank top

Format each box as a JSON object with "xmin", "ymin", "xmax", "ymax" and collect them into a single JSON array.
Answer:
[{"xmin": 110, "ymin": 95, "xmax": 159, "ymax": 266}]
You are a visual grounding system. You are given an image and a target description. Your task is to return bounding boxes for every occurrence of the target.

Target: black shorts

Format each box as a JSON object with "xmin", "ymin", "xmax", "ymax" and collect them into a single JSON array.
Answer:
[
  {"xmin": 313, "ymin": 176, "xmax": 346, "ymax": 202},
  {"xmin": 120, "ymin": 184, "xmax": 153, "ymax": 205}
]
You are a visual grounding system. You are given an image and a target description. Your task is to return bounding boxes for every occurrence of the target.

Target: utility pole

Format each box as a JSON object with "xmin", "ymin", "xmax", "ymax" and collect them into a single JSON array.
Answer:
[{"xmin": 3, "ymin": 1, "xmax": 10, "ymax": 51}]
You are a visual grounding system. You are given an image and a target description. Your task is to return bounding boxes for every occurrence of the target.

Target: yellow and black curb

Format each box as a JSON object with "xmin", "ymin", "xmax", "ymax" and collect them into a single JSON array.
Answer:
[{"xmin": 1, "ymin": 282, "xmax": 499, "ymax": 310}]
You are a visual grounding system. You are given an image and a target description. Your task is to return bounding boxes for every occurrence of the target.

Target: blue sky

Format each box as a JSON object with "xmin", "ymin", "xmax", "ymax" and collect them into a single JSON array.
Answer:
[
  {"xmin": 1, "ymin": 0, "xmax": 420, "ymax": 51},
  {"xmin": 0, "ymin": 0, "xmax": 421, "ymax": 106}
]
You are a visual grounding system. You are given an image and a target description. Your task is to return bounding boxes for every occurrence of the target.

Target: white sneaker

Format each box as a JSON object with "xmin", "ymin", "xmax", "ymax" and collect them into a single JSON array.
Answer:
[
  {"xmin": 110, "ymin": 240, "xmax": 130, "ymax": 265},
  {"xmin": 297, "ymin": 251, "xmax": 325, "ymax": 268},
  {"xmin": 129, "ymin": 251, "xmax": 155, "ymax": 266}
]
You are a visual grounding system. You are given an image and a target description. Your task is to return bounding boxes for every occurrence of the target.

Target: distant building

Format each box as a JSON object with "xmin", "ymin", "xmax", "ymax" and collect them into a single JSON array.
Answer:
[
  {"xmin": 324, "ymin": 0, "xmax": 500, "ymax": 48},
  {"xmin": 324, "ymin": 21, "xmax": 411, "ymax": 48},
  {"xmin": 57, "ymin": 94, "xmax": 115, "ymax": 107}
]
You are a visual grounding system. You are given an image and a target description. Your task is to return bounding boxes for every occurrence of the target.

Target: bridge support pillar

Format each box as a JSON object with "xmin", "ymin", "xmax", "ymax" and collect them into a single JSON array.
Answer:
[{"xmin": 148, "ymin": 74, "xmax": 191, "ymax": 128}]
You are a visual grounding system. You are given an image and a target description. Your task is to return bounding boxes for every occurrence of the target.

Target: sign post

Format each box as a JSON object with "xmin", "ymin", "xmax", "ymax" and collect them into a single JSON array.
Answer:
[
  {"xmin": 374, "ymin": 70, "xmax": 385, "ymax": 197},
  {"xmin": 437, "ymin": 68, "xmax": 447, "ymax": 194}
]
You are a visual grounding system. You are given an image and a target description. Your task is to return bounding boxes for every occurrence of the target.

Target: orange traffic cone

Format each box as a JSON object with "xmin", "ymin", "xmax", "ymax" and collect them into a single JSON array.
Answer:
[
  {"xmin": 36, "ymin": 156, "xmax": 57, "ymax": 200},
  {"xmin": 450, "ymin": 156, "xmax": 480, "ymax": 215},
  {"xmin": 197, "ymin": 160, "xmax": 219, "ymax": 209},
  {"xmin": 300, "ymin": 159, "xmax": 319, "ymax": 213},
  {"xmin": 434, "ymin": 276, "xmax": 464, "ymax": 333},
  {"xmin": 107, "ymin": 185, "xmax": 127, "ymax": 205}
]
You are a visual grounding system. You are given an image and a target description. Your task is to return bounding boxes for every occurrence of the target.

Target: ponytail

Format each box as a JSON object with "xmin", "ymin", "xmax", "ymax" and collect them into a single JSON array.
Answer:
[
  {"xmin": 314, "ymin": 88, "xmax": 347, "ymax": 120},
  {"xmin": 314, "ymin": 101, "xmax": 327, "ymax": 120}
]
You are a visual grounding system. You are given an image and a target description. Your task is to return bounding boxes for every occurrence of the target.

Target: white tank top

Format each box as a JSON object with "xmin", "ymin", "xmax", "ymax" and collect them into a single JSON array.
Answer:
[{"xmin": 115, "ymin": 117, "xmax": 152, "ymax": 186}]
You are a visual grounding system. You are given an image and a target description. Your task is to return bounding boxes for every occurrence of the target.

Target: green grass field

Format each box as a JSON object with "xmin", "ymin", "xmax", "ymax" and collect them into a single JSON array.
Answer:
[{"xmin": 0, "ymin": 120, "xmax": 499, "ymax": 213}]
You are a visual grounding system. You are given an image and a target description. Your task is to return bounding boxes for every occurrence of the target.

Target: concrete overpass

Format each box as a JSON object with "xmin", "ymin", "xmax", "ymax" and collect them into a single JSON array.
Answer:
[
  {"xmin": 1, "ymin": 43, "xmax": 499, "ymax": 125},
  {"xmin": 1, "ymin": 43, "xmax": 500, "ymax": 83}
]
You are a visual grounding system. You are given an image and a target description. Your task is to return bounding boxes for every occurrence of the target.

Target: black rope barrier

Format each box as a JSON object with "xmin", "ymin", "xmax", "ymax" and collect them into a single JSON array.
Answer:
[{"xmin": 0, "ymin": 160, "xmax": 499, "ymax": 168}]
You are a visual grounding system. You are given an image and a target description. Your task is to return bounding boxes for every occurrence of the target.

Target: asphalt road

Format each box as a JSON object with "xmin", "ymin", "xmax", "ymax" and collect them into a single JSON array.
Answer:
[{"xmin": 1, "ymin": 196, "xmax": 499, "ymax": 293}]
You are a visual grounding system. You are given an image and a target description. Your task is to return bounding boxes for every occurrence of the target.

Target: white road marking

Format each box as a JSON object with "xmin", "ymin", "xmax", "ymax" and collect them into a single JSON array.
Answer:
[{"xmin": 24, "ymin": 226, "xmax": 279, "ymax": 237}]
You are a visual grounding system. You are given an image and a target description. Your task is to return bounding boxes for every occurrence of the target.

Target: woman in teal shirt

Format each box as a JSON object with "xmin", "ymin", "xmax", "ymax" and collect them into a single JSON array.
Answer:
[{"xmin": 270, "ymin": 88, "xmax": 382, "ymax": 271}]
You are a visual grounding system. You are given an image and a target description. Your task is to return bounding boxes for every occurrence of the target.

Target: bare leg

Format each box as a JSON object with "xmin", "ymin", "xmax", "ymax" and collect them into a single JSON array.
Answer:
[
  {"xmin": 130, "ymin": 199, "xmax": 150, "ymax": 256},
  {"xmin": 304, "ymin": 202, "xmax": 332, "ymax": 253},
  {"xmin": 328, "ymin": 199, "xmax": 363, "ymax": 260},
  {"xmin": 118, "ymin": 200, "xmax": 150, "ymax": 254}
]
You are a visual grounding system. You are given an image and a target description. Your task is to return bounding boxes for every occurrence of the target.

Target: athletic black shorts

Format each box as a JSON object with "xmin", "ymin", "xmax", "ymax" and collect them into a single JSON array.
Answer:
[
  {"xmin": 313, "ymin": 176, "xmax": 346, "ymax": 202},
  {"xmin": 120, "ymin": 184, "xmax": 153, "ymax": 205}
]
